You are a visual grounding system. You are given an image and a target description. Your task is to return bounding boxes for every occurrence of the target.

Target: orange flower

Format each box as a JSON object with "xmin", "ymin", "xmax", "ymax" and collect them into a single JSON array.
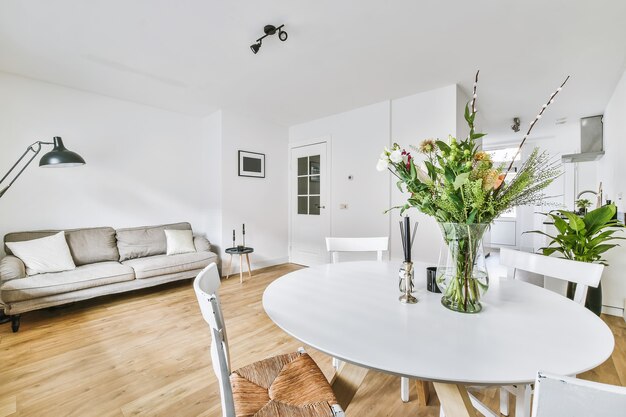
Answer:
[{"xmin": 494, "ymin": 174, "xmax": 506, "ymax": 190}]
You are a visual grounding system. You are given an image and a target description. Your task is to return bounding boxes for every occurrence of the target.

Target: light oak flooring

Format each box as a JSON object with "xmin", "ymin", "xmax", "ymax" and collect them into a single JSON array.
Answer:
[{"xmin": 1, "ymin": 263, "xmax": 624, "ymax": 417}]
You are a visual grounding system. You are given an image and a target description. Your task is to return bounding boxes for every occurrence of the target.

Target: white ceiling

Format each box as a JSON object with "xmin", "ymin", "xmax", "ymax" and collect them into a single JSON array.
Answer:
[{"xmin": 1, "ymin": 1, "xmax": 625, "ymax": 136}]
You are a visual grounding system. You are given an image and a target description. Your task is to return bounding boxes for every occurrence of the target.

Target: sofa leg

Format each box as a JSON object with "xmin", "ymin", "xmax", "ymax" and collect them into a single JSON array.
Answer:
[{"xmin": 11, "ymin": 315, "xmax": 20, "ymax": 332}]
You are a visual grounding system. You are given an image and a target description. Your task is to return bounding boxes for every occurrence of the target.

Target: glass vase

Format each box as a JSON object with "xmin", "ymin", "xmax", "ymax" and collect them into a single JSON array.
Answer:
[{"xmin": 436, "ymin": 223, "xmax": 489, "ymax": 313}]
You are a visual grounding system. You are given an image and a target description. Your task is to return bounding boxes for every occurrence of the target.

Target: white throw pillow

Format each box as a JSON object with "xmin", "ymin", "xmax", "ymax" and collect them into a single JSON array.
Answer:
[
  {"xmin": 164, "ymin": 229, "xmax": 196, "ymax": 255},
  {"xmin": 6, "ymin": 231, "xmax": 76, "ymax": 275}
]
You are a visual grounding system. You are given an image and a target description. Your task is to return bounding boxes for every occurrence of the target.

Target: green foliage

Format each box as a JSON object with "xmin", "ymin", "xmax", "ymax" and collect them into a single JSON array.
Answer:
[
  {"xmin": 526, "ymin": 204, "xmax": 625, "ymax": 265},
  {"xmin": 575, "ymin": 198, "xmax": 593, "ymax": 210}
]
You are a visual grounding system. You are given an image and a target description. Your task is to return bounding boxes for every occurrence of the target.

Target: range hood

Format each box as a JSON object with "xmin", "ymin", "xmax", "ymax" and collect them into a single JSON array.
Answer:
[{"xmin": 562, "ymin": 115, "xmax": 604, "ymax": 163}]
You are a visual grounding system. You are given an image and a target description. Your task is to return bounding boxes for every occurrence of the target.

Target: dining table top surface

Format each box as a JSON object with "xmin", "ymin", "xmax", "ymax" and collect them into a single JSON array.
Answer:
[{"xmin": 262, "ymin": 260, "xmax": 615, "ymax": 386}]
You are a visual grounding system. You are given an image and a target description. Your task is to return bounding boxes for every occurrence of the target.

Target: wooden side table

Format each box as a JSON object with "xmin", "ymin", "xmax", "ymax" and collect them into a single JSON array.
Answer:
[{"xmin": 224, "ymin": 247, "xmax": 254, "ymax": 283}]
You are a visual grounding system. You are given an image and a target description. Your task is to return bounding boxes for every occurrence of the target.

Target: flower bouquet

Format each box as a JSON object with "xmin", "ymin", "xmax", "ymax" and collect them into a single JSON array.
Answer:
[{"xmin": 378, "ymin": 71, "xmax": 565, "ymax": 312}]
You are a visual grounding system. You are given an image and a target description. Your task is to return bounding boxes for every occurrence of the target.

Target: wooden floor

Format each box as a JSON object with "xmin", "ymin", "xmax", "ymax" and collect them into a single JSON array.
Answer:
[{"xmin": 1, "ymin": 263, "xmax": 624, "ymax": 417}]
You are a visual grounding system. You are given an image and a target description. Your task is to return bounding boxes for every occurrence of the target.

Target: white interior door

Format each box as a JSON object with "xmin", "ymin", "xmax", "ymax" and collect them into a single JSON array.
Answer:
[{"xmin": 290, "ymin": 141, "xmax": 330, "ymax": 266}]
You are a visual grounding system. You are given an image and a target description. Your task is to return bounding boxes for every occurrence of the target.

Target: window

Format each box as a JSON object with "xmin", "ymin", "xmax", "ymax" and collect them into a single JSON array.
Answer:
[
  {"xmin": 487, "ymin": 147, "xmax": 521, "ymax": 163},
  {"xmin": 296, "ymin": 155, "xmax": 321, "ymax": 215}
]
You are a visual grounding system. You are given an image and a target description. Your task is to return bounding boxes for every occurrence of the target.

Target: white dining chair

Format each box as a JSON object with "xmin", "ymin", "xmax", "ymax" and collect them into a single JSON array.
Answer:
[
  {"xmin": 326, "ymin": 236, "xmax": 425, "ymax": 404},
  {"xmin": 325, "ymin": 236, "xmax": 389, "ymax": 372},
  {"xmin": 531, "ymin": 372, "xmax": 626, "ymax": 417},
  {"xmin": 194, "ymin": 263, "xmax": 345, "ymax": 417},
  {"xmin": 497, "ymin": 248, "xmax": 605, "ymax": 417},
  {"xmin": 325, "ymin": 236, "xmax": 389, "ymax": 263},
  {"xmin": 324, "ymin": 236, "xmax": 387, "ymax": 375}
]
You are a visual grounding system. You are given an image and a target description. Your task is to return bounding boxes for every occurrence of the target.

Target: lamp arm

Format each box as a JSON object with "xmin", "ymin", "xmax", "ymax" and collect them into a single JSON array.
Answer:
[{"xmin": 0, "ymin": 141, "xmax": 52, "ymax": 198}]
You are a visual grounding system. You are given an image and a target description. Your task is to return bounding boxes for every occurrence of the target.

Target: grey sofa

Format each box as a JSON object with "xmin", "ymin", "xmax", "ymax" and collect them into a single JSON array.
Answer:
[{"xmin": 0, "ymin": 222, "xmax": 218, "ymax": 332}]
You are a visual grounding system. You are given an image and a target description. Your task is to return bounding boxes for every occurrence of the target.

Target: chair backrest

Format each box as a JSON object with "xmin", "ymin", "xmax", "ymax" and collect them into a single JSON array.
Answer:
[
  {"xmin": 532, "ymin": 372, "xmax": 626, "ymax": 417},
  {"xmin": 193, "ymin": 263, "xmax": 236, "ymax": 417},
  {"xmin": 325, "ymin": 237, "xmax": 389, "ymax": 263},
  {"xmin": 499, "ymin": 248, "xmax": 604, "ymax": 305}
]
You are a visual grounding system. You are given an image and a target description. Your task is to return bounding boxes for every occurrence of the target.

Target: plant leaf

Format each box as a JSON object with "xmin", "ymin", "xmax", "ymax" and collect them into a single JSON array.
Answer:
[
  {"xmin": 584, "ymin": 204, "xmax": 617, "ymax": 235},
  {"xmin": 553, "ymin": 216, "xmax": 568, "ymax": 234},
  {"xmin": 560, "ymin": 211, "xmax": 585, "ymax": 232},
  {"xmin": 437, "ymin": 140, "xmax": 451, "ymax": 154},
  {"xmin": 453, "ymin": 172, "xmax": 470, "ymax": 190}
]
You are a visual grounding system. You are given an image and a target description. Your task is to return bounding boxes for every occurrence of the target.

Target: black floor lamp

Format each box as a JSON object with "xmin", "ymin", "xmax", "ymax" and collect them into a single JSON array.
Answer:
[
  {"xmin": 0, "ymin": 136, "xmax": 85, "ymax": 324},
  {"xmin": 0, "ymin": 136, "xmax": 86, "ymax": 198}
]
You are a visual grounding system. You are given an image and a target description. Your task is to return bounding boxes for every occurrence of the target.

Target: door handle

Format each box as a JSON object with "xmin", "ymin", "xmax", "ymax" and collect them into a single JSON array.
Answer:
[{"xmin": 316, "ymin": 205, "xmax": 326, "ymax": 209}]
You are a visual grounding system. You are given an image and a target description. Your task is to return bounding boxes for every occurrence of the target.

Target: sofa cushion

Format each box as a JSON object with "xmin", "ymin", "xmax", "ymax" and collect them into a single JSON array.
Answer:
[
  {"xmin": 116, "ymin": 222, "xmax": 191, "ymax": 262},
  {"xmin": 6, "ymin": 231, "xmax": 76, "ymax": 275},
  {"xmin": 4, "ymin": 227, "xmax": 120, "ymax": 266},
  {"xmin": 0, "ymin": 261, "xmax": 135, "ymax": 303},
  {"xmin": 122, "ymin": 251, "xmax": 214, "ymax": 279}
]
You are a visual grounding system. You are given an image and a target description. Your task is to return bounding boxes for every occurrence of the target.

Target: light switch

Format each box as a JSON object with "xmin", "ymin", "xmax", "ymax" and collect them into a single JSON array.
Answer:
[{"xmin": 339, "ymin": 203, "xmax": 348, "ymax": 209}]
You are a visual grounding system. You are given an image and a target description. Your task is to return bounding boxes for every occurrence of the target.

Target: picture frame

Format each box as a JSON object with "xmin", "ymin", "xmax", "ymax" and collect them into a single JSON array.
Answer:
[{"xmin": 238, "ymin": 150, "xmax": 265, "ymax": 178}]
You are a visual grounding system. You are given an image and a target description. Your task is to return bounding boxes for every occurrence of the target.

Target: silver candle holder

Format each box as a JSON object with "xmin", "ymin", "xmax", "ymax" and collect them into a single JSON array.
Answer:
[{"xmin": 398, "ymin": 261, "xmax": 417, "ymax": 304}]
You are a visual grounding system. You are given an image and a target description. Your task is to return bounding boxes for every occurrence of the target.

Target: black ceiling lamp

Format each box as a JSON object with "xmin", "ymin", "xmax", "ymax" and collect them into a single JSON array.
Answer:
[
  {"xmin": 0, "ymin": 136, "xmax": 86, "ymax": 198},
  {"xmin": 250, "ymin": 24, "xmax": 288, "ymax": 54}
]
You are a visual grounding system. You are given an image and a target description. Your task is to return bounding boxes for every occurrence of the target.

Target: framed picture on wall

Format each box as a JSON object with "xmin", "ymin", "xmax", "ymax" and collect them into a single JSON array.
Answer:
[{"xmin": 238, "ymin": 151, "xmax": 265, "ymax": 178}]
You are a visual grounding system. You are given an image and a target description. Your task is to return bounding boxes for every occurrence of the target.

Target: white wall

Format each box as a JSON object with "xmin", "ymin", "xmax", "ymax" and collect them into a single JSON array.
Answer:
[
  {"xmin": 390, "ymin": 85, "xmax": 459, "ymax": 263},
  {"xmin": 598, "ymin": 68, "xmax": 626, "ymax": 314},
  {"xmin": 220, "ymin": 110, "xmax": 289, "ymax": 271},
  {"xmin": 0, "ymin": 72, "xmax": 211, "ymax": 253},
  {"xmin": 289, "ymin": 101, "xmax": 391, "ymax": 258},
  {"xmin": 0, "ymin": 73, "xmax": 290, "ymax": 274},
  {"xmin": 289, "ymin": 86, "xmax": 460, "ymax": 263},
  {"xmin": 201, "ymin": 111, "xmax": 223, "ymax": 252}
]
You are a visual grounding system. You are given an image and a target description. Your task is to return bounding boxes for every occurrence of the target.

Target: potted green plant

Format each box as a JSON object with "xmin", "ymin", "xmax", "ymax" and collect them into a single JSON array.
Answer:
[
  {"xmin": 527, "ymin": 204, "xmax": 624, "ymax": 315},
  {"xmin": 575, "ymin": 198, "xmax": 592, "ymax": 215}
]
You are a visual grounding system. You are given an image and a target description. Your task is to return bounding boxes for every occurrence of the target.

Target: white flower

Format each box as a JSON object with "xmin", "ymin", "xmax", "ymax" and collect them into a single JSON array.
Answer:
[
  {"xmin": 402, "ymin": 154, "xmax": 409, "ymax": 164},
  {"xmin": 416, "ymin": 164, "xmax": 431, "ymax": 183},
  {"xmin": 376, "ymin": 158, "xmax": 389, "ymax": 171},
  {"xmin": 389, "ymin": 149, "xmax": 403, "ymax": 163}
]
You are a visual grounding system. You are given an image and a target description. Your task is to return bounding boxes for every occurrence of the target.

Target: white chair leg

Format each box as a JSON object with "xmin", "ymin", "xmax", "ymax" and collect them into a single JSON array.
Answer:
[
  {"xmin": 515, "ymin": 384, "xmax": 532, "ymax": 417},
  {"xmin": 332, "ymin": 357, "xmax": 343, "ymax": 370},
  {"xmin": 400, "ymin": 377, "xmax": 409, "ymax": 402},
  {"xmin": 500, "ymin": 387, "xmax": 510, "ymax": 416}
]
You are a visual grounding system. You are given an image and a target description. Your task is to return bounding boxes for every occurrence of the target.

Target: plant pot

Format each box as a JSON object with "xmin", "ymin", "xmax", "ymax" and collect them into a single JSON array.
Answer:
[{"xmin": 436, "ymin": 223, "xmax": 489, "ymax": 313}]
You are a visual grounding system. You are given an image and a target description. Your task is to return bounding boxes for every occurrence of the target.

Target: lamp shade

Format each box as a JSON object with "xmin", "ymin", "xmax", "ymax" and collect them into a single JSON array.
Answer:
[{"xmin": 39, "ymin": 137, "xmax": 86, "ymax": 168}]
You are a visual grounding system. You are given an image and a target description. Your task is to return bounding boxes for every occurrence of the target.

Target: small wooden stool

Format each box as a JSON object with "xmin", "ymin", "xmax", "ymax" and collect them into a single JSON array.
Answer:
[{"xmin": 224, "ymin": 247, "xmax": 254, "ymax": 283}]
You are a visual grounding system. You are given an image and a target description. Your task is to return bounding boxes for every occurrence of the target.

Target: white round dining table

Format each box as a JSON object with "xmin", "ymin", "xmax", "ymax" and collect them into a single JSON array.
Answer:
[{"xmin": 262, "ymin": 261, "xmax": 614, "ymax": 415}]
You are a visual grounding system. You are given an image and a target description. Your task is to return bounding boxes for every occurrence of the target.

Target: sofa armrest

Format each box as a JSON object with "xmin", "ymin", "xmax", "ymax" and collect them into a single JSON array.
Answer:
[
  {"xmin": 194, "ymin": 236, "xmax": 211, "ymax": 252},
  {"xmin": 0, "ymin": 255, "xmax": 26, "ymax": 282}
]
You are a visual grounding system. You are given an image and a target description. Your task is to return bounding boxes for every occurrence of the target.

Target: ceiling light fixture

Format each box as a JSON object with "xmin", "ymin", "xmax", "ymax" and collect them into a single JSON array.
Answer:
[
  {"xmin": 250, "ymin": 24, "xmax": 288, "ymax": 54},
  {"xmin": 511, "ymin": 117, "xmax": 521, "ymax": 132}
]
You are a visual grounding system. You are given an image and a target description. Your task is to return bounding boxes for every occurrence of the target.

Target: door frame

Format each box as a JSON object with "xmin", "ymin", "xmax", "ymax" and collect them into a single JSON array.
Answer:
[{"xmin": 288, "ymin": 136, "xmax": 332, "ymax": 264}]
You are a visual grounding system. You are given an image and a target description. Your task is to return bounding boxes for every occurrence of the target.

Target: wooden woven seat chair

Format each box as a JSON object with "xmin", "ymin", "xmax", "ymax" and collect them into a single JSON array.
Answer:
[{"xmin": 194, "ymin": 263, "xmax": 345, "ymax": 417}]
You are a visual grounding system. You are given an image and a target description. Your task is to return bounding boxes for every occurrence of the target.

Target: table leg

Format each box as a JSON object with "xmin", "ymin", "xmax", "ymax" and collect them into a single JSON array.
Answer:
[
  {"xmin": 416, "ymin": 380, "xmax": 430, "ymax": 406},
  {"xmin": 226, "ymin": 254, "xmax": 233, "ymax": 279},
  {"xmin": 239, "ymin": 255, "xmax": 243, "ymax": 284},
  {"xmin": 330, "ymin": 362, "xmax": 369, "ymax": 411},
  {"xmin": 433, "ymin": 382, "xmax": 477, "ymax": 417},
  {"xmin": 245, "ymin": 253, "xmax": 252, "ymax": 278}
]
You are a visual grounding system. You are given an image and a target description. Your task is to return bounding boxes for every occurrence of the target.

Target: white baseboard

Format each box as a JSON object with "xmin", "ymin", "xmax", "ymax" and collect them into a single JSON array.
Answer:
[
  {"xmin": 601, "ymin": 305, "xmax": 624, "ymax": 317},
  {"xmin": 220, "ymin": 256, "xmax": 289, "ymax": 277}
]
